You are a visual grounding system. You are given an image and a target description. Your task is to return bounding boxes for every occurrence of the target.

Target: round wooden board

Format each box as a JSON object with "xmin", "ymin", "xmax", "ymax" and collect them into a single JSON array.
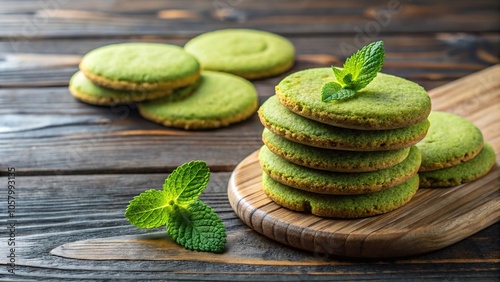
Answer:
[{"xmin": 227, "ymin": 150, "xmax": 500, "ymax": 258}]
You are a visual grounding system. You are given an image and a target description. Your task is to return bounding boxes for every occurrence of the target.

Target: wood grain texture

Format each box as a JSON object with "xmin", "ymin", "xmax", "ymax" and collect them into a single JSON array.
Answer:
[
  {"xmin": 2, "ymin": 0, "xmax": 499, "ymax": 38},
  {"xmin": 0, "ymin": 173, "xmax": 497, "ymax": 280},
  {"xmin": 1, "ymin": 34, "xmax": 498, "ymax": 88},
  {"xmin": 227, "ymin": 65, "xmax": 500, "ymax": 257},
  {"xmin": 0, "ymin": 0, "xmax": 499, "ymax": 280}
]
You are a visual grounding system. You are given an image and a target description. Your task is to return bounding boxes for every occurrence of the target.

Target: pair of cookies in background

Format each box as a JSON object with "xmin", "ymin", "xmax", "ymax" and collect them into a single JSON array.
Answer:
[
  {"xmin": 69, "ymin": 29, "xmax": 295, "ymax": 129},
  {"xmin": 258, "ymin": 68, "xmax": 432, "ymax": 218}
]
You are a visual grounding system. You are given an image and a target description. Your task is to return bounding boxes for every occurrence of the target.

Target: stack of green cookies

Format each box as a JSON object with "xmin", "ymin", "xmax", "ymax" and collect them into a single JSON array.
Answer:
[
  {"xmin": 257, "ymin": 67, "xmax": 433, "ymax": 218},
  {"xmin": 416, "ymin": 111, "xmax": 496, "ymax": 188}
]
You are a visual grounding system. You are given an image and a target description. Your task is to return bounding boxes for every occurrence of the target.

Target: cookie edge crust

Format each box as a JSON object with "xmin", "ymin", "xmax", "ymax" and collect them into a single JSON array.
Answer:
[
  {"xmin": 262, "ymin": 173, "xmax": 420, "ymax": 218},
  {"xmin": 139, "ymin": 98, "xmax": 259, "ymax": 130},
  {"xmin": 69, "ymin": 84, "xmax": 173, "ymax": 106},
  {"xmin": 258, "ymin": 107, "xmax": 430, "ymax": 151},
  {"xmin": 262, "ymin": 129, "xmax": 411, "ymax": 172},
  {"xmin": 80, "ymin": 65, "xmax": 201, "ymax": 92},
  {"xmin": 258, "ymin": 145, "xmax": 422, "ymax": 195}
]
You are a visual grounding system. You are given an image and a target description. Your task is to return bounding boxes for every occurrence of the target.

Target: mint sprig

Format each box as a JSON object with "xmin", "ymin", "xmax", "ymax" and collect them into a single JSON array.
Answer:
[
  {"xmin": 125, "ymin": 160, "xmax": 226, "ymax": 253},
  {"xmin": 322, "ymin": 41, "xmax": 385, "ymax": 102}
]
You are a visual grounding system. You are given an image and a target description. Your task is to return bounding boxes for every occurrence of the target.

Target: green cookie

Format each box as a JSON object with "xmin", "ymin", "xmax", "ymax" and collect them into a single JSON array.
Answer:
[
  {"xmin": 262, "ymin": 128, "xmax": 411, "ymax": 172},
  {"xmin": 184, "ymin": 29, "xmax": 295, "ymax": 79},
  {"xmin": 80, "ymin": 43, "xmax": 200, "ymax": 91},
  {"xmin": 138, "ymin": 71, "xmax": 259, "ymax": 130},
  {"xmin": 258, "ymin": 145, "xmax": 421, "ymax": 195},
  {"xmin": 258, "ymin": 95, "xmax": 430, "ymax": 151},
  {"xmin": 262, "ymin": 173, "xmax": 419, "ymax": 218},
  {"xmin": 276, "ymin": 68, "xmax": 431, "ymax": 130},
  {"xmin": 416, "ymin": 111, "xmax": 484, "ymax": 171},
  {"xmin": 69, "ymin": 71, "xmax": 174, "ymax": 105},
  {"xmin": 419, "ymin": 142, "xmax": 496, "ymax": 187}
]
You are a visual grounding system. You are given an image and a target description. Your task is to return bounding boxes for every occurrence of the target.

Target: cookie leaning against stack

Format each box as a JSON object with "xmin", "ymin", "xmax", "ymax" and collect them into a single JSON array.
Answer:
[
  {"xmin": 416, "ymin": 111, "xmax": 496, "ymax": 187},
  {"xmin": 69, "ymin": 43, "xmax": 201, "ymax": 105},
  {"xmin": 257, "ymin": 67, "xmax": 432, "ymax": 218}
]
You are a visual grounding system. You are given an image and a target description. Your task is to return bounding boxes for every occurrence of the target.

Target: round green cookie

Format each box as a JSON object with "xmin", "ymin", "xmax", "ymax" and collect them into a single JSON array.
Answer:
[
  {"xmin": 262, "ymin": 128, "xmax": 411, "ymax": 172},
  {"xmin": 262, "ymin": 173, "xmax": 419, "ymax": 218},
  {"xmin": 80, "ymin": 43, "xmax": 200, "ymax": 91},
  {"xmin": 184, "ymin": 29, "xmax": 295, "ymax": 79},
  {"xmin": 419, "ymin": 142, "xmax": 496, "ymax": 188},
  {"xmin": 258, "ymin": 145, "xmax": 421, "ymax": 195},
  {"xmin": 138, "ymin": 71, "xmax": 259, "ymax": 130},
  {"xmin": 69, "ymin": 71, "xmax": 174, "ymax": 105},
  {"xmin": 258, "ymin": 95, "xmax": 430, "ymax": 151},
  {"xmin": 416, "ymin": 111, "xmax": 484, "ymax": 172},
  {"xmin": 276, "ymin": 68, "xmax": 431, "ymax": 130}
]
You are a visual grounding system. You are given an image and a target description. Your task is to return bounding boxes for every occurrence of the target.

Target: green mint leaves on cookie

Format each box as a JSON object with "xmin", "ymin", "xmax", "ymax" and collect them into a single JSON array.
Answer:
[
  {"xmin": 322, "ymin": 41, "xmax": 385, "ymax": 102},
  {"xmin": 125, "ymin": 160, "xmax": 227, "ymax": 253}
]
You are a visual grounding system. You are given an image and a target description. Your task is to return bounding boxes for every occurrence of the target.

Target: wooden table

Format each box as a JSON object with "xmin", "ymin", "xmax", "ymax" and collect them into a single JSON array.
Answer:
[{"xmin": 1, "ymin": 0, "xmax": 499, "ymax": 280}]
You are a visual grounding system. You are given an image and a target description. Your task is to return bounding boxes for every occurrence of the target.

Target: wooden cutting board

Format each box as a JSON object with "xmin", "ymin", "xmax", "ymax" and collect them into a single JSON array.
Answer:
[{"xmin": 227, "ymin": 65, "xmax": 500, "ymax": 258}]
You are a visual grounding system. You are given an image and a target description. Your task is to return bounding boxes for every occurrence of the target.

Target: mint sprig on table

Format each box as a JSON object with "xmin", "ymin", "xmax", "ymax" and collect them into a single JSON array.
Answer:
[
  {"xmin": 125, "ymin": 160, "xmax": 226, "ymax": 253},
  {"xmin": 322, "ymin": 41, "xmax": 385, "ymax": 102}
]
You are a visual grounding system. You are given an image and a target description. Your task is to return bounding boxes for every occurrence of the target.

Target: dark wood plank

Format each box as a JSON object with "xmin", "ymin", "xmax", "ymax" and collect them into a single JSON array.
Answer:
[
  {"xmin": 1, "ymin": 0, "xmax": 499, "ymax": 38},
  {"xmin": 1, "ymin": 34, "xmax": 498, "ymax": 88},
  {"xmin": 0, "ymin": 172, "xmax": 498, "ymax": 280}
]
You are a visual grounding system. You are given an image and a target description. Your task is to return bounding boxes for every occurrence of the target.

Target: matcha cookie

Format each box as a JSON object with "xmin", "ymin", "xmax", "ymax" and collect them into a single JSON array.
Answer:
[
  {"xmin": 139, "ymin": 71, "xmax": 259, "ymax": 130},
  {"xmin": 262, "ymin": 128, "xmax": 411, "ymax": 172},
  {"xmin": 419, "ymin": 142, "xmax": 496, "ymax": 187},
  {"xmin": 69, "ymin": 71, "xmax": 174, "ymax": 105},
  {"xmin": 80, "ymin": 43, "xmax": 200, "ymax": 91},
  {"xmin": 184, "ymin": 29, "xmax": 295, "ymax": 79},
  {"xmin": 258, "ymin": 95, "xmax": 430, "ymax": 151},
  {"xmin": 275, "ymin": 68, "xmax": 431, "ymax": 130},
  {"xmin": 258, "ymin": 145, "xmax": 421, "ymax": 195},
  {"xmin": 262, "ymin": 173, "xmax": 419, "ymax": 218},
  {"xmin": 416, "ymin": 111, "xmax": 484, "ymax": 171}
]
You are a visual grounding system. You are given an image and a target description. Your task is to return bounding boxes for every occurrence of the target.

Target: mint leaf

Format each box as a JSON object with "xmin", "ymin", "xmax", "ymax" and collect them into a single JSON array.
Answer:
[
  {"xmin": 321, "ymin": 81, "xmax": 357, "ymax": 101},
  {"xmin": 322, "ymin": 41, "xmax": 385, "ymax": 101},
  {"xmin": 167, "ymin": 200, "xmax": 226, "ymax": 253},
  {"xmin": 332, "ymin": 67, "xmax": 344, "ymax": 83},
  {"xmin": 125, "ymin": 189, "xmax": 170, "ymax": 228},
  {"xmin": 124, "ymin": 160, "xmax": 227, "ymax": 253},
  {"xmin": 353, "ymin": 41, "xmax": 385, "ymax": 90},
  {"xmin": 163, "ymin": 160, "xmax": 210, "ymax": 207}
]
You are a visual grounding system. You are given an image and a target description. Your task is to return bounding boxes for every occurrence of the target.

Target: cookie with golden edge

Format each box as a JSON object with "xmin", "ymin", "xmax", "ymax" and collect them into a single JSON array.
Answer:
[
  {"xmin": 419, "ymin": 142, "xmax": 496, "ymax": 188},
  {"xmin": 138, "ymin": 71, "xmax": 259, "ymax": 130},
  {"xmin": 258, "ymin": 95, "xmax": 430, "ymax": 151},
  {"xmin": 80, "ymin": 43, "xmax": 200, "ymax": 91},
  {"xmin": 416, "ymin": 111, "xmax": 484, "ymax": 172},
  {"xmin": 262, "ymin": 128, "xmax": 411, "ymax": 172},
  {"xmin": 262, "ymin": 173, "xmax": 420, "ymax": 218},
  {"xmin": 258, "ymin": 145, "xmax": 421, "ymax": 195},
  {"xmin": 69, "ymin": 71, "xmax": 174, "ymax": 106},
  {"xmin": 184, "ymin": 29, "xmax": 295, "ymax": 79},
  {"xmin": 275, "ymin": 68, "xmax": 431, "ymax": 130}
]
